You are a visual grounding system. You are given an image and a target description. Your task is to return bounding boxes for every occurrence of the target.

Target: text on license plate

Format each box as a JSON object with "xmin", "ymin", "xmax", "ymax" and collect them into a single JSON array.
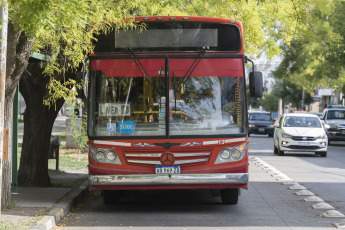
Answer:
[
  {"xmin": 258, "ymin": 128, "xmax": 265, "ymax": 132},
  {"xmin": 155, "ymin": 166, "xmax": 181, "ymax": 174},
  {"xmin": 299, "ymin": 142, "xmax": 310, "ymax": 146}
]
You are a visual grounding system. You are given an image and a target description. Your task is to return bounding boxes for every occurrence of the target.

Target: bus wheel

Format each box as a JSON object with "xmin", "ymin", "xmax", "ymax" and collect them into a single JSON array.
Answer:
[
  {"xmin": 103, "ymin": 190, "xmax": 120, "ymax": 204},
  {"xmin": 221, "ymin": 188, "xmax": 239, "ymax": 204}
]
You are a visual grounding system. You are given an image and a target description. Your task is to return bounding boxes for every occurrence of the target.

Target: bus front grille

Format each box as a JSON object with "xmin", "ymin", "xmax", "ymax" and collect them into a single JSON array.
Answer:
[{"xmin": 123, "ymin": 150, "xmax": 211, "ymax": 166}]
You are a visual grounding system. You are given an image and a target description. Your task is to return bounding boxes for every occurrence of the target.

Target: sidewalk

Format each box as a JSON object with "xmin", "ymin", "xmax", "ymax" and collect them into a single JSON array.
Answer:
[
  {"xmin": 1, "ymin": 178, "xmax": 88, "ymax": 230},
  {"xmin": 0, "ymin": 115, "xmax": 89, "ymax": 229}
]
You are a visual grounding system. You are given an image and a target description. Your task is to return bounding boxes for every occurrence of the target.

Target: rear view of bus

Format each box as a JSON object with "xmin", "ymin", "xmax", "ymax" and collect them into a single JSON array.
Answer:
[{"xmin": 87, "ymin": 16, "xmax": 262, "ymax": 204}]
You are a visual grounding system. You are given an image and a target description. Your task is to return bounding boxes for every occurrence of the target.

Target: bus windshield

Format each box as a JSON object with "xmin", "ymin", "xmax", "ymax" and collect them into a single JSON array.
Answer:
[{"xmin": 88, "ymin": 58, "xmax": 246, "ymax": 137}]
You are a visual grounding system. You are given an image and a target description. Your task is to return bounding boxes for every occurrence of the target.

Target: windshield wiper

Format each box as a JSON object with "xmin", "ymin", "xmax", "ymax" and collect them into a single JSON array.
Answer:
[
  {"xmin": 127, "ymin": 47, "xmax": 153, "ymax": 84},
  {"xmin": 127, "ymin": 47, "xmax": 164, "ymax": 98},
  {"xmin": 176, "ymin": 46, "xmax": 209, "ymax": 92}
]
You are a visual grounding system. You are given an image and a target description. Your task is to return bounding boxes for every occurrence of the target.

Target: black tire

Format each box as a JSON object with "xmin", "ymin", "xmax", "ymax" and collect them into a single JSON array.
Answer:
[
  {"xmin": 248, "ymin": 133, "xmax": 251, "ymax": 137},
  {"xmin": 221, "ymin": 188, "xmax": 239, "ymax": 205},
  {"xmin": 103, "ymin": 190, "xmax": 120, "ymax": 204},
  {"xmin": 328, "ymin": 140, "xmax": 331, "ymax": 146},
  {"xmin": 268, "ymin": 133, "xmax": 273, "ymax": 137},
  {"xmin": 319, "ymin": 151, "xmax": 327, "ymax": 157},
  {"xmin": 278, "ymin": 147, "xmax": 284, "ymax": 156},
  {"xmin": 274, "ymin": 144, "xmax": 278, "ymax": 154}
]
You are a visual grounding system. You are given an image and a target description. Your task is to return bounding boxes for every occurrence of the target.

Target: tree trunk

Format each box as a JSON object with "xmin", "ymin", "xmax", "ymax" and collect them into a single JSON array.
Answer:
[
  {"xmin": 1, "ymin": 23, "xmax": 32, "ymax": 208},
  {"xmin": 18, "ymin": 60, "xmax": 65, "ymax": 186}
]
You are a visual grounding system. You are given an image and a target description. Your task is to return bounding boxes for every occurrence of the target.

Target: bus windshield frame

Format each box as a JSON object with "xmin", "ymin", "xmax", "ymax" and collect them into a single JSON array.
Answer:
[{"xmin": 88, "ymin": 56, "xmax": 247, "ymax": 139}]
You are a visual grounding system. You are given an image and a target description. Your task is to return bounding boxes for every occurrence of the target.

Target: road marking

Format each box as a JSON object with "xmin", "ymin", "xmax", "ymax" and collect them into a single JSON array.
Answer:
[
  {"xmin": 289, "ymin": 184, "xmax": 307, "ymax": 190},
  {"xmin": 312, "ymin": 202, "xmax": 335, "ymax": 210},
  {"xmin": 250, "ymin": 156, "xmax": 345, "ymax": 224},
  {"xmin": 304, "ymin": 196, "xmax": 324, "ymax": 202},
  {"xmin": 295, "ymin": 190, "xmax": 315, "ymax": 196}
]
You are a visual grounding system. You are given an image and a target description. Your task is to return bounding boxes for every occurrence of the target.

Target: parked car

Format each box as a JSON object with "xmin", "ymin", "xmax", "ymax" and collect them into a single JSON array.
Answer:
[
  {"xmin": 248, "ymin": 111, "xmax": 274, "ymax": 137},
  {"xmin": 273, "ymin": 113, "xmax": 328, "ymax": 157},
  {"xmin": 321, "ymin": 106, "xmax": 345, "ymax": 145}
]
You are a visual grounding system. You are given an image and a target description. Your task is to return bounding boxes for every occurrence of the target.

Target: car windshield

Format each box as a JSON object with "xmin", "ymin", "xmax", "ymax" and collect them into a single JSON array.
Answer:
[
  {"xmin": 249, "ymin": 113, "xmax": 271, "ymax": 121},
  {"xmin": 327, "ymin": 110, "xmax": 345, "ymax": 120},
  {"xmin": 283, "ymin": 116, "xmax": 321, "ymax": 128}
]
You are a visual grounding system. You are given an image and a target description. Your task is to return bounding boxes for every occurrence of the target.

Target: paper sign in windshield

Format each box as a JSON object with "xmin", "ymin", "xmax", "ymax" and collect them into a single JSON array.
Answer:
[{"xmin": 99, "ymin": 103, "xmax": 130, "ymax": 117}]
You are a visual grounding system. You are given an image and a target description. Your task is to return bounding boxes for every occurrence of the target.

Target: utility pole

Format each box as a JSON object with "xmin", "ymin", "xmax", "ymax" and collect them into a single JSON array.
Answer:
[{"xmin": 0, "ymin": 2, "xmax": 8, "ymax": 214}]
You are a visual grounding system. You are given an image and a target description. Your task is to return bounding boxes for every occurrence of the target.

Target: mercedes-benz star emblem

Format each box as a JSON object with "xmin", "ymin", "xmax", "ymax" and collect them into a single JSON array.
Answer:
[{"xmin": 160, "ymin": 153, "xmax": 175, "ymax": 166}]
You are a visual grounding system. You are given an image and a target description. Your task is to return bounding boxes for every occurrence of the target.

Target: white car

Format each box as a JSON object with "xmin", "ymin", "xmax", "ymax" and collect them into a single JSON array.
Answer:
[{"xmin": 273, "ymin": 113, "xmax": 328, "ymax": 157}]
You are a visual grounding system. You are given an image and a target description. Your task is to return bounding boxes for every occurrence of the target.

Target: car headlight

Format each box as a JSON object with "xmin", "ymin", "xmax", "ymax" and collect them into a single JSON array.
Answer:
[
  {"xmin": 316, "ymin": 134, "xmax": 326, "ymax": 139},
  {"xmin": 282, "ymin": 133, "xmax": 292, "ymax": 139},
  {"xmin": 249, "ymin": 123, "xmax": 254, "ymax": 128},
  {"xmin": 215, "ymin": 144, "xmax": 246, "ymax": 164},
  {"xmin": 89, "ymin": 144, "xmax": 121, "ymax": 164},
  {"xmin": 329, "ymin": 123, "xmax": 337, "ymax": 129}
]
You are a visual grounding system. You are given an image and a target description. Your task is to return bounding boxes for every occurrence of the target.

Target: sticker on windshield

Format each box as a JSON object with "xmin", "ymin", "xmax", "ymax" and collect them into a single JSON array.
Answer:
[
  {"xmin": 99, "ymin": 103, "xmax": 130, "ymax": 117},
  {"xmin": 107, "ymin": 123, "xmax": 116, "ymax": 133},
  {"xmin": 118, "ymin": 121, "xmax": 135, "ymax": 134}
]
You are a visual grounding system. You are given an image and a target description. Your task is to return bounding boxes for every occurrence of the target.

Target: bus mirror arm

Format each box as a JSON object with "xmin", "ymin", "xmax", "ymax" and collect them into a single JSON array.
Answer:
[{"xmin": 246, "ymin": 56, "xmax": 263, "ymax": 98}]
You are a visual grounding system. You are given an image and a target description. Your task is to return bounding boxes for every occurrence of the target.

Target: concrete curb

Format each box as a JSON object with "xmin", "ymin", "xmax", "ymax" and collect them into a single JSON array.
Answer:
[{"xmin": 30, "ymin": 180, "xmax": 89, "ymax": 230}]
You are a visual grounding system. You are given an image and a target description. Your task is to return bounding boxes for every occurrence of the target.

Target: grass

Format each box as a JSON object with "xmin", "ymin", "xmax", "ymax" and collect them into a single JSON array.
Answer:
[
  {"xmin": 48, "ymin": 149, "xmax": 88, "ymax": 173},
  {"xmin": 16, "ymin": 132, "xmax": 89, "ymax": 188}
]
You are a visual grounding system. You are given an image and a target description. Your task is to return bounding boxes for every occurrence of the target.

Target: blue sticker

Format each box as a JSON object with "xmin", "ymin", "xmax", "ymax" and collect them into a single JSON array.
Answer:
[
  {"xmin": 107, "ymin": 123, "xmax": 116, "ymax": 133},
  {"xmin": 118, "ymin": 121, "xmax": 135, "ymax": 134}
]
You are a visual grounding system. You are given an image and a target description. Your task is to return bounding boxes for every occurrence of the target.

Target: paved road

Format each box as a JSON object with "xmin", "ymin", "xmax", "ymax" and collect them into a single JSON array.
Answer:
[{"xmin": 55, "ymin": 135, "xmax": 345, "ymax": 230}]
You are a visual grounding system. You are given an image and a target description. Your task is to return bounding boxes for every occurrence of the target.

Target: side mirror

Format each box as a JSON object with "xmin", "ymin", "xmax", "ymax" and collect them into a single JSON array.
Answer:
[
  {"xmin": 273, "ymin": 123, "xmax": 280, "ymax": 128},
  {"xmin": 323, "ymin": 124, "xmax": 330, "ymax": 129},
  {"xmin": 249, "ymin": 72, "xmax": 263, "ymax": 97}
]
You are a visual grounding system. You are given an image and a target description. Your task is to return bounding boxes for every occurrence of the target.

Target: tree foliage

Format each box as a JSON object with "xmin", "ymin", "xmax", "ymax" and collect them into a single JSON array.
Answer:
[{"xmin": 272, "ymin": 0, "xmax": 345, "ymax": 94}]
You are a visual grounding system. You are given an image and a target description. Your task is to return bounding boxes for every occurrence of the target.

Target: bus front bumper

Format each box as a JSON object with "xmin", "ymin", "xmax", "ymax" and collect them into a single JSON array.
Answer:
[{"xmin": 89, "ymin": 173, "xmax": 248, "ymax": 186}]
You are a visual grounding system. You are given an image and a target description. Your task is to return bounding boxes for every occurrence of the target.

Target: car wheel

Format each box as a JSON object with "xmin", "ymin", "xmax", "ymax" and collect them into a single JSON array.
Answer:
[
  {"xmin": 248, "ymin": 133, "xmax": 251, "ymax": 137},
  {"xmin": 221, "ymin": 188, "xmax": 239, "ymax": 205},
  {"xmin": 103, "ymin": 190, "xmax": 120, "ymax": 204},
  {"xmin": 274, "ymin": 143, "xmax": 278, "ymax": 154},
  {"xmin": 278, "ymin": 144, "xmax": 284, "ymax": 156},
  {"xmin": 319, "ymin": 151, "xmax": 327, "ymax": 157},
  {"xmin": 328, "ymin": 140, "xmax": 331, "ymax": 146}
]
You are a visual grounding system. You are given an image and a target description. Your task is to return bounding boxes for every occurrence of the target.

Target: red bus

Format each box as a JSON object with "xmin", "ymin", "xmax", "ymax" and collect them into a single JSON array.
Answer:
[{"xmin": 87, "ymin": 16, "xmax": 263, "ymax": 204}]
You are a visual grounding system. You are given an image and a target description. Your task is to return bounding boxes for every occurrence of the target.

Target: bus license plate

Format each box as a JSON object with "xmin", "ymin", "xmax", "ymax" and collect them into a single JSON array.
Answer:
[
  {"xmin": 155, "ymin": 166, "xmax": 181, "ymax": 174},
  {"xmin": 299, "ymin": 142, "xmax": 310, "ymax": 146}
]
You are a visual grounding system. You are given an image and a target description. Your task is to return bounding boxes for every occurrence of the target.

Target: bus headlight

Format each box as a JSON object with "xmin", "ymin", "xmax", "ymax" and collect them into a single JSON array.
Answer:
[
  {"xmin": 89, "ymin": 145, "xmax": 121, "ymax": 164},
  {"xmin": 215, "ymin": 144, "xmax": 246, "ymax": 164},
  {"xmin": 95, "ymin": 150, "xmax": 106, "ymax": 161},
  {"xmin": 106, "ymin": 150, "xmax": 117, "ymax": 161},
  {"xmin": 221, "ymin": 149, "xmax": 231, "ymax": 159},
  {"xmin": 231, "ymin": 149, "xmax": 241, "ymax": 160}
]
